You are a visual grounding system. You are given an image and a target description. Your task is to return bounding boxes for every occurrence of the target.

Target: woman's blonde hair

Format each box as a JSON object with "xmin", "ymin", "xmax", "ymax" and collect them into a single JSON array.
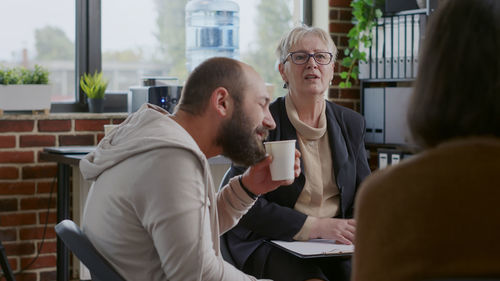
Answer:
[{"xmin": 276, "ymin": 25, "xmax": 338, "ymax": 64}]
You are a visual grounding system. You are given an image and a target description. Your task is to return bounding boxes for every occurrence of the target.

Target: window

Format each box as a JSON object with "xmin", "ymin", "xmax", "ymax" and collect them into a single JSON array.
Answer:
[
  {"xmin": 2, "ymin": 0, "xmax": 309, "ymax": 111},
  {"xmin": 0, "ymin": 0, "xmax": 76, "ymax": 103},
  {"xmin": 102, "ymin": 0, "xmax": 300, "ymax": 98}
]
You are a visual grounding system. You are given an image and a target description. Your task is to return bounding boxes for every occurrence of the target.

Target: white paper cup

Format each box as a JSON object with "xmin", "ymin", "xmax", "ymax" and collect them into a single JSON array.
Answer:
[
  {"xmin": 264, "ymin": 140, "xmax": 296, "ymax": 181},
  {"xmin": 104, "ymin": 124, "xmax": 119, "ymax": 136}
]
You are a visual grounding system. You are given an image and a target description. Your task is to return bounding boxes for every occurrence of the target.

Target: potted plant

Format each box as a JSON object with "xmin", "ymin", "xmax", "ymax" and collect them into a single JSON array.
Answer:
[
  {"xmin": 80, "ymin": 71, "xmax": 108, "ymax": 113},
  {"xmin": 339, "ymin": 0, "xmax": 383, "ymax": 88},
  {"xmin": 0, "ymin": 65, "xmax": 52, "ymax": 114}
]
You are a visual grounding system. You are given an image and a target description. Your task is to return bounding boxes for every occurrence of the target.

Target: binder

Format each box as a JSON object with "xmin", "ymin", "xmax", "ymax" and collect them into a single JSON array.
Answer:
[
  {"xmin": 405, "ymin": 15, "xmax": 413, "ymax": 78},
  {"xmin": 359, "ymin": 30, "xmax": 370, "ymax": 79},
  {"xmin": 370, "ymin": 24, "xmax": 377, "ymax": 79},
  {"xmin": 391, "ymin": 153, "xmax": 401, "ymax": 165},
  {"xmin": 392, "ymin": 16, "xmax": 399, "ymax": 78},
  {"xmin": 363, "ymin": 88, "xmax": 385, "ymax": 144},
  {"xmin": 413, "ymin": 14, "xmax": 423, "ymax": 77},
  {"xmin": 384, "ymin": 87, "xmax": 413, "ymax": 144},
  {"xmin": 384, "ymin": 16, "xmax": 392, "ymax": 79},
  {"xmin": 376, "ymin": 18, "xmax": 385, "ymax": 79},
  {"xmin": 378, "ymin": 152, "xmax": 388, "ymax": 169},
  {"xmin": 398, "ymin": 15, "xmax": 406, "ymax": 78}
]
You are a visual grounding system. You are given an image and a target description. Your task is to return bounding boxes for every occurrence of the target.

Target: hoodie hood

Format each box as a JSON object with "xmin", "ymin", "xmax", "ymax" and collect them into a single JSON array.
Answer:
[{"xmin": 80, "ymin": 103, "xmax": 204, "ymax": 181}]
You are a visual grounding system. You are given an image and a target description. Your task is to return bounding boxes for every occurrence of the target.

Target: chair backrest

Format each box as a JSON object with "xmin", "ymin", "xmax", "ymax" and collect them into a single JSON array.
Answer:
[
  {"xmin": 54, "ymin": 220, "xmax": 126, "ymax": 281},
  {"xmin": 0, "ymin": 240, "xmax": 16, "ymax": 281}
]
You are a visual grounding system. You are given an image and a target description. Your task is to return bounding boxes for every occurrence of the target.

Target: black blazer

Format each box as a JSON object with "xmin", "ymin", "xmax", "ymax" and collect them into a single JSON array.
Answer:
[{"xmin": 222, "ymin": 96, "xmax": 371, "ymax": 269}]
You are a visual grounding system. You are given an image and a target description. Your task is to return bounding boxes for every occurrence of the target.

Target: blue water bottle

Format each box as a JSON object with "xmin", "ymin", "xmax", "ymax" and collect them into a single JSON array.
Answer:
[{"xmin": 185, "ymin": 0, "xmax": 240, "ymax": 72}]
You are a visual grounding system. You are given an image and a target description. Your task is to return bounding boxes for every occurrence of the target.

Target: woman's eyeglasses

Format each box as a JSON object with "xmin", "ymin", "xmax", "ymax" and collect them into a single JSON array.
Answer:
[{"xmin": 283, "ymin": 52, "xmax": 333, "ymax": 65}]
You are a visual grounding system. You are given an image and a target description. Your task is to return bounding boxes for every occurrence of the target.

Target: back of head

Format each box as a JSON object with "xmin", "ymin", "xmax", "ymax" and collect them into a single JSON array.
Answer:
[
  {"xmin": 177, "ymin": 57, "xmax": 246, "ymax": 115},
  {"xmin": 408, "ymin": 0, "xmax": 500, "ymax": 148},
  {"xmin": 276, "ymin": 25, "xmax": 338, "ymax": 64}
]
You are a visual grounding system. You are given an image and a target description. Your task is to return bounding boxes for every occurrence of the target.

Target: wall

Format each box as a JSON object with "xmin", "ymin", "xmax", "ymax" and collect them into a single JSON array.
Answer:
[
  {"xmin": 0, "ymin": 113, "xmax": 126, "ymax": 281},
  {"xmin": 328, "ymin": 0, "xmax": 360, "ymax": 112}
]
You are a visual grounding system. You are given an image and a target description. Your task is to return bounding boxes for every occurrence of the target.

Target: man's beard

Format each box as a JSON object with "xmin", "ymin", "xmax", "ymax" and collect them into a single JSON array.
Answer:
[{"xmin": 216, "ymin": 107, "xmax": 268, "ymax": 167}]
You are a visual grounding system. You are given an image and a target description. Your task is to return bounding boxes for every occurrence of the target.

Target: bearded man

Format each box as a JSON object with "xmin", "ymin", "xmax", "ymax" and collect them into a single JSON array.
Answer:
[{"xmin": 79, "ymin": 57, "xmax": 300, "ymax": 281}]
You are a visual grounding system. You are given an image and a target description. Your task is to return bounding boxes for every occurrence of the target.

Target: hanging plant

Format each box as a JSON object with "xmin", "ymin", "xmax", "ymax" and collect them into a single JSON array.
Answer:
[{"xmin": 339, "ymin": 0, "xmax": 383, "ymax": 88}]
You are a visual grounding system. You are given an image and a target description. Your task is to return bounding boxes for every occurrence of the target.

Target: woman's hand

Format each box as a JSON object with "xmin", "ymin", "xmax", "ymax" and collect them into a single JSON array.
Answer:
[
  {"xmin": 309, "ymin": 218, "xmax": 356, "ymax": 245},
  {"xmin": 241, "ymin": 149, "xmax": 301, "ymax": 195}
]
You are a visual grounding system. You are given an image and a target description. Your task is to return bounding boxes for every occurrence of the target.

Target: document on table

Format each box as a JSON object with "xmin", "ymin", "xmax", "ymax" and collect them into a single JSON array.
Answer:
[{"xmin": 267, "ymin": 239, "xmax": 354, "ymax": 259}]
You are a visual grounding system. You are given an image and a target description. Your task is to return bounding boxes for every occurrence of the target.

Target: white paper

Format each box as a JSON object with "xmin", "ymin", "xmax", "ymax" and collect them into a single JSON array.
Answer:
[{"xmin": 270, "ymin": 239, "xmax": 354, "ymax": 256}]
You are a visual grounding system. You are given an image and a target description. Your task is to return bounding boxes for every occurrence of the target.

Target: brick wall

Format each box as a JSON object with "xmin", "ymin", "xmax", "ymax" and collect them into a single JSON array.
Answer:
[
  {"xmin": 0, "ymin": 113, "xmax": 126, "ymax": 281},
  {"xmin": 328, "ymin": 0, "xmax": 360, "ymax": 112}
]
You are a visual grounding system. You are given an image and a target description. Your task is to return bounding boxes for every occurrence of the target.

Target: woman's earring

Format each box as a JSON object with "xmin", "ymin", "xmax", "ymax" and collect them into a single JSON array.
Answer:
[{"xmin": 283, "ymin": 83, "xmax": 288, "ymax": 89}]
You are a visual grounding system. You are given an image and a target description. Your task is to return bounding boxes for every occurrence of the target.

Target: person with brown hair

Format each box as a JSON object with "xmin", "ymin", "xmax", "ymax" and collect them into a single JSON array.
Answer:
[
  {"xmin": 352, "ymin": 0, "xmax": 500, "ymax": 280},
  {"xmin": 80, "ymin": 57, "xmax": 300, "ymax": 281}
]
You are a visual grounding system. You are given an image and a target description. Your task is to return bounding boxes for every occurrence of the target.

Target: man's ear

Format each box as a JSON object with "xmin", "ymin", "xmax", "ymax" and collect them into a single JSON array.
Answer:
[{"xmin": 210, "ymin": 87, "xmax": 232, "ymax": 117}]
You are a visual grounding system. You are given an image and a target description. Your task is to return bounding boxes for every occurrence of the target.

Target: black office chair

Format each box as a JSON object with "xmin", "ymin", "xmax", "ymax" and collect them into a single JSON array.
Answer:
[
  {"xmin": 54, "ymin": 219, "xmax": 126, "ymax": 281},
  {"xmin": 0, "ymin": 240, "xmax": 16, "ymax": 281}
]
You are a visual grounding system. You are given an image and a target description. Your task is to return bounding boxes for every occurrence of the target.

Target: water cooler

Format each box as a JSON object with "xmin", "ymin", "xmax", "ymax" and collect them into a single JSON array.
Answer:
[{"xmin": 185, "ymin": 0, "xmax": 239, "ymax": 72}]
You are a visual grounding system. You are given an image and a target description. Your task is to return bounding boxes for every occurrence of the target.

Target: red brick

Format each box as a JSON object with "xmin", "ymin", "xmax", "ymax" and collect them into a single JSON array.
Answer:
[
  {"xmin": 0, "ymin": 120, "xmax": 34, "ymax": 132},
  {"xmin": 97, "ymin": 133, "xmax": 105, "ymax": 142},
  {"xmin": 0, "ymin": 166, "xmax": 19, "ymax": 179},
  {"xmin": 339, "ymin": 9, "xmax": 352, "ymax": 21},
  {"xmin": 339, "ymin": 35, "xmax": 349, "ymax": 48},
  {"xmin": 0, "ymin": 229, "xmax": 17, "ymax": 241},
  {"xmin": 75, "ymin": 119, "xmax": 109, "ymax": 131},
  {"xmin": 330, "ymin": 88, "xmax": 360, "ymax": 100},
  {"xmin": 0, "ymin": 199, "xmax": 17, "ymax": 212},
  {"xmin": 20, "ymin": 197, "xmax": 56, "ymax": 211},
  {"xmin": 0, "ymin": 182, "xmax": 36, "ymax": 195},
  {"xmin": 0, "ymin": 151, "xmax": 34, "ymax": 163},
  {"xmin": 39, "ymin": 212, "xmax": 57, "ymax": 225},
  {"xmin": 59, "ymin": 134, "xmax": 94, "ymax": 146},
  {"xmin": 13, "ymin": 273, "xmax": 37, "ymax": 281},
  {"xmin": 0, "ymin": 213, "xmax": 36, "ymax": 227},
  {"xmin": 36, "ymin": 181, "xmax": 56, "ymax": 194},
  {"xmin": 20, "ymin": 135, "xmax": 56, "ymax": 147},
  {"xmin": 329, "ymin": 9, "xmax": 339, "ymax": 20},
  {"xmin": 330, "ymin": 22, "xmax": 354, "ymax": 34},
  {"xmin": 3, "ymin": 242, "xmax": 35, "ymax": 256},
  {"xmin": 112, "ymin": 118, "xmax": 126, "ymax": 124},
  {"xmin": 20, "ymin": 255, "xmax": 56, "ymax": 270},
  {"xmin": 0, "ymin": 135, "xmax": 16, "ymax": 148},
  {"xmin": 40, "ymin": 270, "xmax": 57, "ymax": 281},
  {"xmin": 38, "ymin": 241, "xmax": 57, "ymax": 254},
  {"xmin": 22, "ymin": 165, "xmax": 57, "ymax": 179},
  {"xmin": 331, "ymin": 0, "xmax": 352, "ymax": 8},
  {"xmin": 38, "ymin": 119, "xmax": 71, "ymax": 132},
  {"xmin": 20, "ymin": 227, "xmax": 56, "ymax": 240}
]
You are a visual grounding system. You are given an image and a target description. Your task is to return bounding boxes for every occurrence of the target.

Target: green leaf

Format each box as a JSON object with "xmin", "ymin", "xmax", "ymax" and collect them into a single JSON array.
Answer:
[
  {"xmin": 339, "ymin": 82, "xmax": 346, "ymax": 88},
  {"xmin": 340, "ymin": 72, "xmax": 348, "ymax": 79}
]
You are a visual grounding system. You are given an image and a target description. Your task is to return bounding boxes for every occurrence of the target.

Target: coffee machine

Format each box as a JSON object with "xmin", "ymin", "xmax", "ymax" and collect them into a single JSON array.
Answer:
[{"xmin": 128, "ymin": 77, "xmax": 182, "ymax": 113}]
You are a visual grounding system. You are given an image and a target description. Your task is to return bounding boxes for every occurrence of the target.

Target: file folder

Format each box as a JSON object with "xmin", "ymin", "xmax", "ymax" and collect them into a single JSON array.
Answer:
[
  {"xmin": 384, "ymin": 16, "xmax": 392, "ymax": 79},
  {"xmin": 398, "ymin": 15, "xmax": 406, "ymax": 78},
  {"xmin": 392, "ymin": 16, "xmax": 399, "ymax": 78},
  {"xmin": 376, "ymin": 18, "xmax": 385, "ymax": 79},
  {"xmin": 405, "ymin": 15, "xmax": 413, "ymax": 78},
  {"xmin": 384, "ymin": 87, "xmax": 412, "ymax": 144},
  {"xmin": 378, "ymin": 152, "xmax": 388, "ymax": 169},
  {"xmin": 363, "ymin": 88, "xmax": 385, "ymax": 144}
]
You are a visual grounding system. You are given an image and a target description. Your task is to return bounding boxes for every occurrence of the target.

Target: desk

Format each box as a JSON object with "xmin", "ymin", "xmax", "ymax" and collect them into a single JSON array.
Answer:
[
  {"xmin": 40, "ymin": 147, "xmax": 231, "ymax": 281},
  {"xmin": 40, "ymin": 150, "xmax": 89, "ymax": 281}
]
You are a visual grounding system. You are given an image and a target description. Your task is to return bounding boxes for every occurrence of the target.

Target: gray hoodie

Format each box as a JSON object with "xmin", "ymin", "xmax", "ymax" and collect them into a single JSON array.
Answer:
[{"xmin": 80, "ymin": 104, "xmax": 259, "ymax": 281}]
